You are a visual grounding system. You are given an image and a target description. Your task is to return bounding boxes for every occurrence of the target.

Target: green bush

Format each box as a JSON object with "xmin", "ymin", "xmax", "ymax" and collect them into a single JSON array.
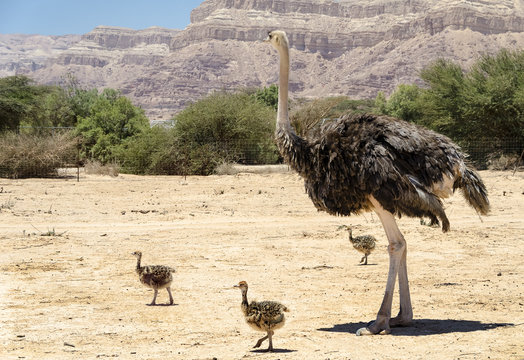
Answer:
[
  {"xmin": 380, "ymin": 49, "xmax": 524, "ymax": 165},
  {"xmin": 173, "ymin": 91, "xmax": 278, "ymax": 167},
  {"xmin": 116, "ymin": 126, "xmax": 177, "ymax": 175},
  {"xmin": 75, "ymin": 89, "xmax": 149, "ymax": 163}
]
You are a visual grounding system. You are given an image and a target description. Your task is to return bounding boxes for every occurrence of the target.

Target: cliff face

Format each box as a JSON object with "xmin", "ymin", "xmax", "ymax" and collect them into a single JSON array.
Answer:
[
  {"xmin": 184, "ymin": 0, "xmax": 524, "ymax": 56},
  {"xmin": 0, "ymin": 34, "xmax": 81, "ymax": 76},
  {"xmin": 2, "ymin": 0, "xmax": 523, "ymax": 119}
]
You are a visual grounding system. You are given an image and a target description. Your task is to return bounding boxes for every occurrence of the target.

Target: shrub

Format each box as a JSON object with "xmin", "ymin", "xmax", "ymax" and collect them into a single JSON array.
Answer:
[
  {"xmin": 0, "ymin": 131, "xmax": 77, "ymax": 178},
  {"xmin": 84, "ymin": 160, "xmax": 119, "ymax": 177},
  {"xmin": 174, "ymin": 91, "xmax": 278, "ymax": 167},
  {"xmin": 75, "ymin": 89, "xmax": 149, "ymax": 164}
]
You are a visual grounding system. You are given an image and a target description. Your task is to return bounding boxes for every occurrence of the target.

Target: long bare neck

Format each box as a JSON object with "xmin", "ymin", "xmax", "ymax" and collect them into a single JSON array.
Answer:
[
  {"xmin": 241, "ymin": 288, "xmax": 249, "ymax": 315},
  {"xmin": 135, "ymin": 256, "xmax": 142, "ymax": 272},
  {"xmin": 274, "ymin": 41, "xmax": 310, "ymax": 175},
  {"xmin": 277, "ymin": 44, "xmax": 290, "ymax": 132}
]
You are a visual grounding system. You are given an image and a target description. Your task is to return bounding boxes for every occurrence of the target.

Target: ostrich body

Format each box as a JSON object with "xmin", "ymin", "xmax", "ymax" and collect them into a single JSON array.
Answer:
[
  {"xmin": 346, "ymin": 227, "xmax": 376, "ymax": 265},
  {"xmin": 234, "ymin": 281, "xmax": 289, "ymax": 352},
  {"xmin": 131, "ymin": 251, "xmax": 176, "ymax": 305},
  {"xmin": 265, "ymin": 30, "xmax": 489, "ymax": 335}
]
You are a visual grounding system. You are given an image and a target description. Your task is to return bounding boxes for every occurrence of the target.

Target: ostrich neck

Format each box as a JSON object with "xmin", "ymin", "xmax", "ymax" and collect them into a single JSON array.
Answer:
[
  {"xmin": 274, "ymin": 43, "xmax": 310, "ymax": 176},
  {"xmin": 241, "ymin": 289, "xmax": 249, "ymax": 315},
  {"xmin": 136, "ymin": 257, "xmax": 142, "ymax": 272},
  {"xmin": 277, "ymin": 45, "xmax": 290, "ymax": 132}
]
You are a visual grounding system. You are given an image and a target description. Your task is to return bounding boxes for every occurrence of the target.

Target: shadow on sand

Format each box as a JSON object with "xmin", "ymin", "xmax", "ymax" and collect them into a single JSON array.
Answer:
[
  {"xmin": 250, "ymin": 348, "xmax": 297, "ymax": 354},
  {"xmin": 318, "ymin": 319, "xmax": 515, "ymax": 336}
]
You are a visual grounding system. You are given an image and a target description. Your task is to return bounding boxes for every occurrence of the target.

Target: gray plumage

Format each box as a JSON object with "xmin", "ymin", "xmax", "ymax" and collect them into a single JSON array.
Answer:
[
  {"xmin": 132, "ymin": 251, "xmax": 176, "ymax": 305},
  {"xmin": 234, "ymin": 281, "xmax": 289, "ymax": 352},
  {"xmin": 276, "ymin": 113, "xmax": 489, "ymax": 230},
  {"xmin": 345, "ymin": 226, "xmax": 376, "ymax": 265}
]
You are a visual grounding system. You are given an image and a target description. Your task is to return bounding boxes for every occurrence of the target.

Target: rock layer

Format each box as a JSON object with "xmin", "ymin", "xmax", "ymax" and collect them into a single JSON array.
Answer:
[{"xmin": 1, "ymin": 0, "xmax": 523, "ymax": 119}]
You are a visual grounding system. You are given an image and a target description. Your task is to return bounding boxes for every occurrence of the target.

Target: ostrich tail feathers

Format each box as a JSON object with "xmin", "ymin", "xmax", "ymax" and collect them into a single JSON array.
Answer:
[
  {"xmin": 406, "ymin": 176, "xmax": 450, "ymax": 232},
  {"xmin": 454, "ymin": 168, "xmax": 490, "ymax": 215}
]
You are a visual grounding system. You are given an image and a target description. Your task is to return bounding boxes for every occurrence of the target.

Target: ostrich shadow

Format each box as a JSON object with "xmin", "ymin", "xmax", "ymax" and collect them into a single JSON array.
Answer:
[
  {"xmin": 318, "ymin": 319, "xmax": 515, "ymax": 336},
  {"xmin": 250, "ymin": 348, "xmax": 297, "ymax": 354}
]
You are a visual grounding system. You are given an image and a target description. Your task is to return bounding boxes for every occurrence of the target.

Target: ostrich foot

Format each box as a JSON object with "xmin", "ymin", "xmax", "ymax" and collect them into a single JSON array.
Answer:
[
  {"xmin": 389, "ymin": 314, "xmax": 412, "ymax": 327},
  {"xmin": 356, "ymin": 319, "xmax": 391, "ymax": 336},
  {"xmin": 253, "ymin": 337, "xmax": 267, "ymax": 349}
]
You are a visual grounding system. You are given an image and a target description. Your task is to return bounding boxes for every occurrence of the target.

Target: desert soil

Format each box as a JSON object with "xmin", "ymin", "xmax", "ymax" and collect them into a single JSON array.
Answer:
[{"xmin": 0, "ymin": 168, "xmax": 523, "ymax": 360}]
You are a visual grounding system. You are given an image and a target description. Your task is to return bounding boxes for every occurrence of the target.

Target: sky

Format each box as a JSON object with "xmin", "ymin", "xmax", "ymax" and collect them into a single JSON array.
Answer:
[{"xmin": 0, "ymin": 0, "xmax": 205, "ymax": 35}]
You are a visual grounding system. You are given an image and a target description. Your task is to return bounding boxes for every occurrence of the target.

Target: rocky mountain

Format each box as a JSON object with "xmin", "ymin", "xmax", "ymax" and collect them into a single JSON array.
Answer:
[
  {"xmin": 1, "ymin": 0, "xmax": 524, "ymax": 120},
  {"xmin": 0, "ymin": 34, "xmax": 81, "ymax": 75}
]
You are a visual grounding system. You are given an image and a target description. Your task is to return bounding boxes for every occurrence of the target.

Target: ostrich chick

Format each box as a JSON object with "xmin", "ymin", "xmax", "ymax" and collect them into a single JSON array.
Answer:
[
  {"xmin": 344, "ymin": 226, "xmax": 376, "ymax": 265},
  {"xmin": 132, "ymin": 251, "xmax": 176, "ymax": 305},
  {"xmin": 234, "ymin": 281, "xmax": 289, "ymax": 352}
]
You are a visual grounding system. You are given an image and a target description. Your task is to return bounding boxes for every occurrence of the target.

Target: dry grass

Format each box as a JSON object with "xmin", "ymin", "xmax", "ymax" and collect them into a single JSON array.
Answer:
[
  {"xmin": 0, "ymin": 132, "xmax": 77, "ymax": 178},
  {"xmin": 84, "ymin": 160, "xmax": 120, "ymax": 177}
]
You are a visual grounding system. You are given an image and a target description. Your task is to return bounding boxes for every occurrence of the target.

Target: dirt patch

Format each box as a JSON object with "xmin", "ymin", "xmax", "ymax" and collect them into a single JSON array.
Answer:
[{"xmin": 0, "ymin": 170, "xmax": 523, "ymax": 359}]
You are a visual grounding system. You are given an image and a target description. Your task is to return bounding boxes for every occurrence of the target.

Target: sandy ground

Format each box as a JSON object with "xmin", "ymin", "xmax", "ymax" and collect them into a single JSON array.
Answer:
[{"xmin": 0, "ymin": 168, "xmax": 523, "ymax": 360}]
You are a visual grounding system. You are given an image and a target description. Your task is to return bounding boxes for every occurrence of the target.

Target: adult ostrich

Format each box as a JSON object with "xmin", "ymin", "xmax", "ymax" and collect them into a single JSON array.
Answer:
[{"xmin": 264, "ymin": 30, "xmax": 489, "ymax": 335}]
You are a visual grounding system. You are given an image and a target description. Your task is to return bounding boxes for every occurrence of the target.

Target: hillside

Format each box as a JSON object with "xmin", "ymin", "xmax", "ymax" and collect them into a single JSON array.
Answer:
[{"xmin": 1, "ymin": 0, "xmax": 523, "ymax": 119}]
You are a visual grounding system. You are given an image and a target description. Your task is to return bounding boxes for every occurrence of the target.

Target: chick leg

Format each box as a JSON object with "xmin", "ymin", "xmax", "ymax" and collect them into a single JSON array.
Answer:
[
  {"xmin": 267, "ymin": 330, "xmax": 274, "ymax": 352},
  {"xmin": 167, "ymin": 287, "xmax": 174, "ymax": 305},
  {"xmin": 253, "ymin": 333, "xmax": 268, "ymax": 348},
  {"xmin": 150, "ymin": 289, "xmax": 158, "ymax": 305}
]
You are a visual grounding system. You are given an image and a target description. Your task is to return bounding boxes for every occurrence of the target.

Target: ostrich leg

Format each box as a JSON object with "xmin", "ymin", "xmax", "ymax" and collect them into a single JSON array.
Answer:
[
  {"xmin": 357, "ymin": 197, "xmax": 413, "ymax": 335},
  {"xmin": 390, "ymin": 237, "xmax": 413, "ymax": 327},
  {"xmin": 253, "ymin": 332, "xmax": 268, "ymax": 348},
  {"xmin": 150, "ymin": 289, "xmax": 158, "ymax": 306}
]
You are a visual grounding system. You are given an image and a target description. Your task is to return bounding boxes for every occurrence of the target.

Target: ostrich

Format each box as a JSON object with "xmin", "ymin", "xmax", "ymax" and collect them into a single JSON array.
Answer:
[
  {"xmin": 264, "ymin": 30, "xmax": 489, "ymax": 335},
  {"xmin": 131, "ymin": 251, "xmax": 176, "ymax": 305},
  {"xmin": 234, "ymin": 281, "xmax": 289, "ymax": 352},
  {"xmin": 341, "ymin": 225, "xmax": 377, "ymax": 265}
]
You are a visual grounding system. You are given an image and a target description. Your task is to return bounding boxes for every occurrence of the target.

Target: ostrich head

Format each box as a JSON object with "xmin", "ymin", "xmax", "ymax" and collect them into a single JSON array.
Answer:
[
  {"xmin": 131, "ymin": 251, "xmax": 142, "ymax": 259},
  {"xmin": 337, "ymin": 225, "xmax": 354, "ymax": 242},
  {"xmin": 234, "ymin": 280, "xmax": 249, "ymax": 293},
  {"xmin": 265, "ymin": 30, "xmax": 289, "ymax": 52}
]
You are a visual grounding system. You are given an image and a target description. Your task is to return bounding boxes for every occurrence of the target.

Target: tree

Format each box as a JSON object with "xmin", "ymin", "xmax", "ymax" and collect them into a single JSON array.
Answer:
[
  {"xmin": 75, "ymin": 89, "xmax": 149, "ymax": 163},
  {"xmin": 0, "ymin": 75, "xmax": 45, "ymax": 132},
  {"xmin": 460, "ymin": 49, "xmax": 524, "ymax": 142},
  {"xmin": 418, "ymin": 58, "xmax": 466, "ymax": 135},
  {"xmin": 374, "ymin": 91, "xmax": 388, "ymax": 115},
  {"xmin": 56, "ymin": 73, "xmax": 98, "ymax": 127},
  {"xmin": 255, "ymin": 84, "xmax": 279, "ymax": 110},
  {"xmin": 173, "ymin": 91, "xmax": 277, "ymax": 166},
  {"xmin": 384, "ymin": 84, "xmax": 423, "ymax": 123},
  {"xmin": 21, "ymin": 86, "xmax": 76, "ymax": 131}
]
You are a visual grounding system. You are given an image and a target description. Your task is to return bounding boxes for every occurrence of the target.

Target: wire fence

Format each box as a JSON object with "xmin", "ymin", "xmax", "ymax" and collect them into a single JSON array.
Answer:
[
  {"xmin": 0, "ymin": 134, "xmax": 522, "ymax": 179},
  {"xmin": 458, "ymin": 138, "xmax": 523, "ymax": 169}
]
